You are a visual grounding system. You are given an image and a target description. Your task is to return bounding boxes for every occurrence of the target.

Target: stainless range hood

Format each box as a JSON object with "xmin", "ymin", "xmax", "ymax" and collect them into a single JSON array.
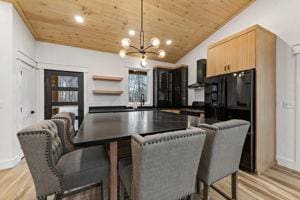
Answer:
[{"xmin": 188, "ymin": 59, "xmax": 206, "ymax": 89}]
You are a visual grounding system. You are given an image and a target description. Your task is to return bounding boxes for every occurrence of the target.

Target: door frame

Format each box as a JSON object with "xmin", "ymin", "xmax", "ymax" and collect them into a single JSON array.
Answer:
[
  {"xmin": 36, "ymin": 63, "xmax": 89, "ymax": 124},
  {"xmin": 44, "ymin": 69, "xmax": 84, "ymax": 126},
  {"xmin": 16, "ymin": 57, "xmax": 38, "ymax": 158}
]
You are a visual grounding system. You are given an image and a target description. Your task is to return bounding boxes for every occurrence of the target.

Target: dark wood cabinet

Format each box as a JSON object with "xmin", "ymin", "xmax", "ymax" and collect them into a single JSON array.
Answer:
[
  {"xmin": 153, "ymin": 68, "xmax": 172, "ymax": 107},
  {"xmin": 153, "ymin": 67, "xmax": 188, "ymax": 108}
]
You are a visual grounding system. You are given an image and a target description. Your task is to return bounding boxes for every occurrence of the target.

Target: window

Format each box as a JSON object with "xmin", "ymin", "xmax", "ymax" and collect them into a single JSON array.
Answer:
[{"xmin": 128, "ymin": 70, "xmax": 148, "ymax": 103}]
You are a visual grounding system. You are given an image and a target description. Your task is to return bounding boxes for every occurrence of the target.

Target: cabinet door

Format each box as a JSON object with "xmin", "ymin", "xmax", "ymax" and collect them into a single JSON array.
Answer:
[
  {"xmin": 241, "ymin": 30, "xmax": 256, "ymax": 70},
  {"xmin": 216, "ymin": 43, "xmax": 228, "ymax": 75},
  {"xmin": 225, "ymin": 38, "xmax": 237, "ymax": 73},
  {"xmin": 207, "ymin": 43, "xmax": 228, "ymax": 77},
  {"xmin": 157, "ymin": 69, "xmax": 170, "ymax": 107},
  {"xmin": 229, "ymin": 31, "xmax": 256, "ymax": 73},
  {"xmin": 207, "ymin": 47, "xmax": 218, "ymax": 77}
]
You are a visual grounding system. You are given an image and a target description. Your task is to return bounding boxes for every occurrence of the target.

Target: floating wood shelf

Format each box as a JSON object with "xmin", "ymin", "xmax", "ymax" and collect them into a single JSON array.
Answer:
[
  {"xmin": 93, "ymin": 90, "xmax": 123, "ymax": 95},
  {"xmin": 93, "ymin": 75, "xmax": 123, "ymax": 81}
]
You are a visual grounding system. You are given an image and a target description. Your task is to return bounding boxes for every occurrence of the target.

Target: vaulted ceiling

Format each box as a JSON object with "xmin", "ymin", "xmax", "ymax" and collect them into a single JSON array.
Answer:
[{"xmin": 7, "ymin": 0, "xmax": 254, "ymax": 63}]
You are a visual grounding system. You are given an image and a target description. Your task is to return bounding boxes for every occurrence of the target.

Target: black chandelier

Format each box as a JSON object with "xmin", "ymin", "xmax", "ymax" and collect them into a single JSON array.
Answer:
[{"xmin": 119, "ymin": 0, "xmax": 169, "ymax": 67}]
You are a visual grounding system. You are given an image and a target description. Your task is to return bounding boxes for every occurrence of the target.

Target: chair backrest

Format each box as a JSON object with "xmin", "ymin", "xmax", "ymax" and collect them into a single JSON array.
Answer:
[
  {"xmin": 131, "ymin": 128, "xmax": 206, "ymax": 200},
  {"xmin": 52, "ymin": 112, "xmax": 76, "ymax": 152},
  {"xmin": 17, "ymin": 120, "xmax": 64, "ymax": 198},
  {"xmin": 197, "ymin": 119, "xmax": 250, "ymax": 185}
]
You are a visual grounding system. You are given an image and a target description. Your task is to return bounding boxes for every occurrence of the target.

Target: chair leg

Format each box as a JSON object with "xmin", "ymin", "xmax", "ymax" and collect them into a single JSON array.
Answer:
[
  {"xmin": 196, "ymin": 180, "xmax": 200, "ymax": 194},
  {"xmin": 231, "ymin": 172, "xmax": 238, "ymax": 200},
  {"xmin": 119, "ymin": 179, "xmax": 124, "ymax": 200},
  {"xmin": 102, "ymin": 178, "xmax": 109, "ymax": 200},
  {"xmin": 203, "ymin": 183, "xmax": 210, "ymax": 200}
]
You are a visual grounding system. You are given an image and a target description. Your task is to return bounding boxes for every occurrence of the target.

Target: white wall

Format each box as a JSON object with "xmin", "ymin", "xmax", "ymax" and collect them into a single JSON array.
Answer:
[
  {"xmin": 294, "ymin": 45, "xmax": 300, "ymax": 172},
  {"xmin": 0, "ymin": 2, "xmax": 15, "ymax": 169},
  {"xmin": 36, "ymin": 42, "xmax": 175, "ymax": 109},
  {"xmin": 276, "ymin": 39, "xmax": 297, "ymax": 170},
  {"xmin": 176, "ymin": 0, "xmax": 300, "ymax": 171},
  {"xmin": 12, "ymin": 6, "xmax": 37, "ymax": 162},
  {"xmin": 0, "ymin": 2, "xmax": 36, "ymax": 169}
]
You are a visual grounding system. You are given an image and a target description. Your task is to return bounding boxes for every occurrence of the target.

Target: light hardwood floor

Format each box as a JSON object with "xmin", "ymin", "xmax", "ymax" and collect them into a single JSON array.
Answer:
[{"xmin": 0, "ymin": 159, "xmax": 299, "ymax": 200}]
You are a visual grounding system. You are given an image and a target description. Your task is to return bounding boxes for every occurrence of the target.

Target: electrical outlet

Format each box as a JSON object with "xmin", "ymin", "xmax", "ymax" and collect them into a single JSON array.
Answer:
[{"xmin": 282, "ymin": 101, "xmax": 295, "ymax": 109}]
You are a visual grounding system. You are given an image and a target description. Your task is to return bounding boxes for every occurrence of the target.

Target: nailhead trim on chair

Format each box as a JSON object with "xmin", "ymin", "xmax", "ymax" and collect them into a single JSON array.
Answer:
[
  {"xmin": 45, "ymin": 132, "xmax": 64, "ymax": 189},
  {"xmin": 199, "ymin": 120, "xmax": 250, "ymax": 131},
  {"xmin": 133, "ymin": 132, "xmax": 205, "ymax": 146},
  {"xmin": 18, "ymin": 130, "xmax": 64, "ymax": 199},
  {"xmin": 198, "ymin": 124, "xmax": 218, "ymax": 131}
]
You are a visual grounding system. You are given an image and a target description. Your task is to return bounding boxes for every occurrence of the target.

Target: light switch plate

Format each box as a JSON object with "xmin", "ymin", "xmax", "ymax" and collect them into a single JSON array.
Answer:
[{"xmin": 282, "ymin": 101, "xmax": 295, "ymax": 109}]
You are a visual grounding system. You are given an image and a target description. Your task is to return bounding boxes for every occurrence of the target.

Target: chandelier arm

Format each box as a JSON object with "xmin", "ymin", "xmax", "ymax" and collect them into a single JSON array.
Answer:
[
  {"xmin": 143, "ymin": 45, "xmax": 153, "ymax": 51},
  {"xmin": 126, "ymin": 51, "xmax": 140, "ymax": 55},
  {"xmin": 144, "ymin": 51, "xmax": 159, "ymax": 55},
  {"xmin": 130, "ymin": 45, "xmax": 142, "ymax": 51}
]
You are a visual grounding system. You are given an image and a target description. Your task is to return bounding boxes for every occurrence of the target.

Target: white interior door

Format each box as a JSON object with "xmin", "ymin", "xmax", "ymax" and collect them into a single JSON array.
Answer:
[
  {"xmin": 20, "ymin": 62, "xmax": 35, "ymax": 128},
  {"xmin": 17, "ymin": 61, "xmax": 35, "ymax": 157}
]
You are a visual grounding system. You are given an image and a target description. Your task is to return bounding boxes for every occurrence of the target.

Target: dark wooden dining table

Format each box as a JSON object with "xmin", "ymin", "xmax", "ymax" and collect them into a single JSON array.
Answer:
[{"xmin": 72, "ymin": 110, "xmax": 202, "ymax": 200}]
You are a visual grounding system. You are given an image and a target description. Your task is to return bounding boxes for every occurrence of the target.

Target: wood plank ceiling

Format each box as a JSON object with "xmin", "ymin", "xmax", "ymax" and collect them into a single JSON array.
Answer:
[{"xmin": 7, "ymin": 0, "xmax": 255, "ymax": 63}]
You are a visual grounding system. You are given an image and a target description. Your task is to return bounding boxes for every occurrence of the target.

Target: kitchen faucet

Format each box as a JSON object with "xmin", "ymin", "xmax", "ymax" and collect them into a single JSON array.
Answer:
[{"xmin": 140, "ymin": 93, "xmax": 145, "ymax": 108}]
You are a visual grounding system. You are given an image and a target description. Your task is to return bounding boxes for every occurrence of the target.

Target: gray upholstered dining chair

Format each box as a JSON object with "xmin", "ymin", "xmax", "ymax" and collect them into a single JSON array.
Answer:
[
  {"xmin": 52, "ymin": 112, "xmax": 76, "ymax": 152},
  {"xmin": 197, "ymin": 120, "xmax": 250, "ymax": 200},
  {"xmin": 17, "ymin": 119, "xmax": 109, "ymax": 200},
  {"xmin": 118, "ymin": 128, "xmax": 207, "ymax": 200}
]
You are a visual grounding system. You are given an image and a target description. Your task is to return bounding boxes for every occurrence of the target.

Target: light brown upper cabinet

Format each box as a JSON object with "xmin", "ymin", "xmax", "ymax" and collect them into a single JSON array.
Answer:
[{"xmin": 207, "ymin": 26, "xmax": 257, "ymax": 77}]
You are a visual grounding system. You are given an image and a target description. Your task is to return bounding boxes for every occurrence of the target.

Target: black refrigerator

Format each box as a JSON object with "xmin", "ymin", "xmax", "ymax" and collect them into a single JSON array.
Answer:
[{"xmin": 204, "ymin": 69, "xmax": 255, "ymax": 172}]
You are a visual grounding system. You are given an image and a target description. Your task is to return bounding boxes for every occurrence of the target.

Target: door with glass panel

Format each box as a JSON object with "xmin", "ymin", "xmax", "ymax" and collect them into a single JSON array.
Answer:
[{"xmin": 44, "ymin": 70, "xmax": 84, "ymax": 130}]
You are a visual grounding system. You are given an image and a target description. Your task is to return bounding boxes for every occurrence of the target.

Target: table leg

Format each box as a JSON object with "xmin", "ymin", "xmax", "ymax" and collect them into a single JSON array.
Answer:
[{"xmin": 109, "ymin": 141, "xmax": 118, "ymax": 200}]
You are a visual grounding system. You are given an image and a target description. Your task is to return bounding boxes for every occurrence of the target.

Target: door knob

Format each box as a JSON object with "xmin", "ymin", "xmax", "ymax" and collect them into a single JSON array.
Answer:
[{"xmin": 31, "ymin": 110, "xmax": 35, "ymax": 114}]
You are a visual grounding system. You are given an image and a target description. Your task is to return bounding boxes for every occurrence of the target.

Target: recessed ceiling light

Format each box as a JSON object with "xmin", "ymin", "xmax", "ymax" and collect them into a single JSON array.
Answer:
[
  {"xmin": 166, "ymin": 40, "xmax": 172, "ymax": 45},
  {"xmin": 128, "ymin": 29, "xmax": 136, "ymax": 36},
  {"xmin": 74, "ymin": 15, "xmax": 84, "ymax": 23}
]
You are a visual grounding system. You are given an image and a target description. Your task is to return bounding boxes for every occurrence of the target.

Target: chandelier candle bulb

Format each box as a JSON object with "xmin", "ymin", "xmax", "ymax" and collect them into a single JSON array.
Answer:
[
  {"xmin": 119, "ymin": 49, "xmax": 127, "ymax": 58},
  {"xmin": 158, "ymin": 49, "xmax": 166, "ymax": 58},
  {"xmin": 141, "ymin": 60, "xmax": 147, "ymax": 67},
  {"xmin": 121, "ymin": 38, "xmax": 131, "ymax": 49},
  {"xmin": 150, "ymin": 37, "xmax": 160, "ymax": 48}
]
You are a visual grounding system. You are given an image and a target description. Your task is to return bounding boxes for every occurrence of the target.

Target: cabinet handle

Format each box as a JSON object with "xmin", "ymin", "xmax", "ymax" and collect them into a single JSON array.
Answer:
[
  {"xmin": 224, "ymin": 65, "xmax": 227, "ymax": 72},
  {"xmin": 227, "ymin": 65, "xmax": 230, "ymax": 71}
]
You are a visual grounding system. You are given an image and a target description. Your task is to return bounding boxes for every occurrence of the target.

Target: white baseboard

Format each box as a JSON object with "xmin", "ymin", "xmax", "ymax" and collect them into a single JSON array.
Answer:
[
  {"xmin": 277, "ymin": 156, "xmax": 298, "ymax": 171},
  {"xmin": 0, "ymin": 155, "xmax": 22, "ymax": 170}
]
